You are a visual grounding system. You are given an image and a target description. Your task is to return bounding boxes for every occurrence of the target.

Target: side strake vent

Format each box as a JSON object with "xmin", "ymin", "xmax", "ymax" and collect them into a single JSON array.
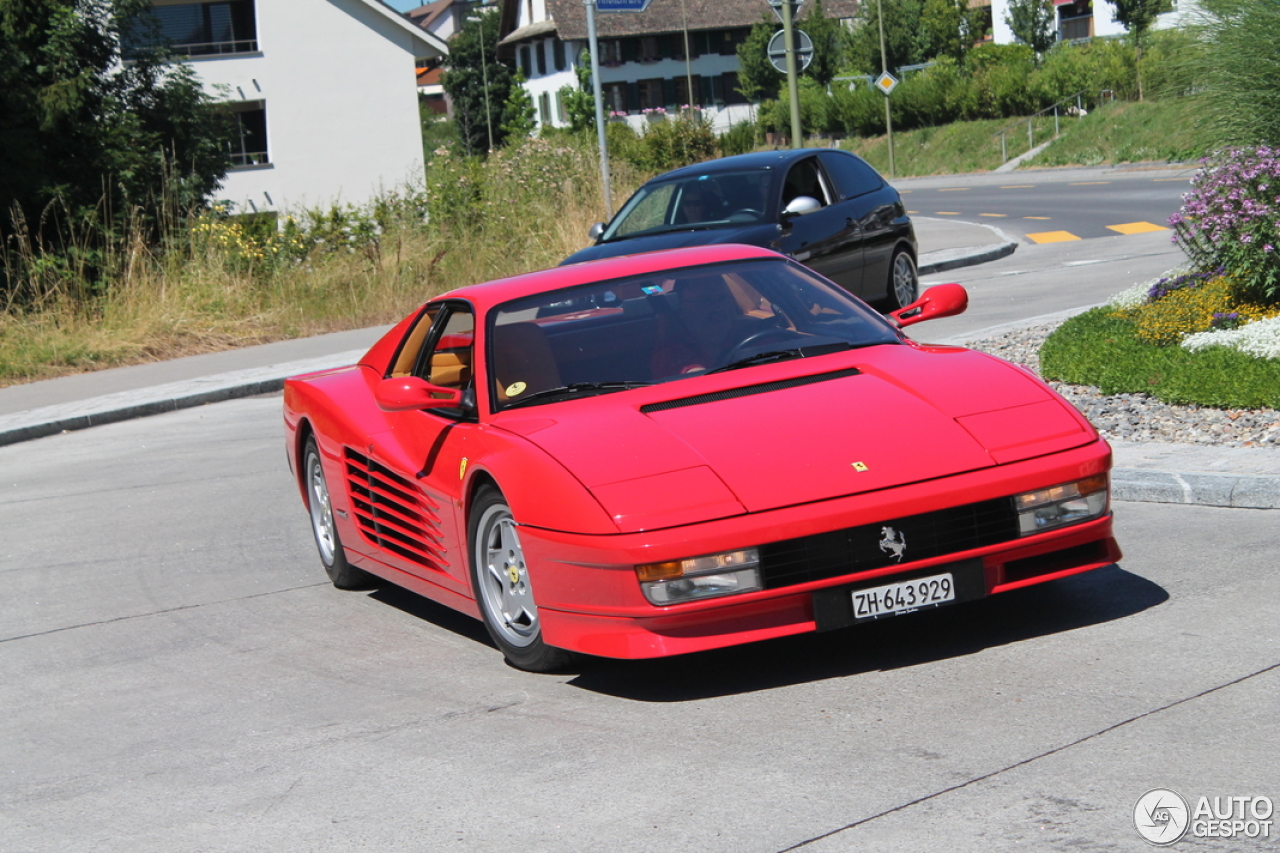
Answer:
[
  {"xmin": 344, "ymin": 448, "xmax": 446, "ymax": 570},
  {"xmin": 640, "ymin": 367, "xmax": 862, "ymax": 414}
]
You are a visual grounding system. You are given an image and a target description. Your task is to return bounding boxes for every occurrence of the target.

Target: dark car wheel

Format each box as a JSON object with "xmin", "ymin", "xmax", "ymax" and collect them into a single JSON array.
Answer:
[
  {"xmin": 304, "ymin": 436, "xmax": 376, "ymax": 590},
  {"xmin": 469, "ymin": 486, "xmax": 575, "ymax": 673},
  {"xmin": 886, "ymin": 250, "xmax": 919, "ymax": 311}
]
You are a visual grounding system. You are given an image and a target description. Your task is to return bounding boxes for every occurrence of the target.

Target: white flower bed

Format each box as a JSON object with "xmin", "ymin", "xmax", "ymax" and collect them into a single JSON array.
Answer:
[
  {"xmin": 1182, "ymin": 315, "xmax": 1280, "ymax": 359},
  {"xmin": 1106, "ymin": 280, "xmax": 1156, "ymax": 309}
]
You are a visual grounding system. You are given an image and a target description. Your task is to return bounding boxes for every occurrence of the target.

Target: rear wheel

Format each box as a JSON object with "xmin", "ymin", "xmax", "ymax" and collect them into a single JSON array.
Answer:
[
  {"xmin": 304, "ymin": 436, "xmax": 375, "ymax": 590},
  {"xmin": 469, "ymin": 486, "xmax": 574, "ymax": 672},
  {"xmin": 885, "ymin": 250, "xmax": 919, "ymax": 311}
]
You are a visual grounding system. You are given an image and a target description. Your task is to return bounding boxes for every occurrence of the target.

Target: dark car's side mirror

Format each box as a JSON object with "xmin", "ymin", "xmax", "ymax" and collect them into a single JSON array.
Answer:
[
  {"xmin": 588, "ymin": 222, "xmax": 605, "ymax": 241},
  {"xmin": 781, "ymin": 196, "xmax": 822, "ymax": 219},
  {"xmin": 890, "ymin": 283, "xmax": 969, "ymax": 329},
  {"xmin": 373, "ymin": 377, "xmax": 464, "ymax": 412}
]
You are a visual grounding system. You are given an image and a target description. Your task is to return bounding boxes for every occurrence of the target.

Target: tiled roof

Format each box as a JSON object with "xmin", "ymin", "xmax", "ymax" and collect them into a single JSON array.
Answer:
[{"xmin": 501, "ymin": 0, "xmax": 860, "ymax": 42}]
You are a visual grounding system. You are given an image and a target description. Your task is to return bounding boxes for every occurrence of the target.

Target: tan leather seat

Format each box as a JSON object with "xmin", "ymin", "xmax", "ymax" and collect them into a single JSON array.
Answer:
[{"xmin": 492, "ymin": 322, "xmax": 562, "ymax": 403}]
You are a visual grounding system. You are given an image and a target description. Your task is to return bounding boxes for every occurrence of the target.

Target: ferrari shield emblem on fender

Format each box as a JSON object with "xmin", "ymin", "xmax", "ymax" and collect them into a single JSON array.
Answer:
[
  {"xmin": 459, "ymin": 457, "xmax": 468, "ymax": 480},
  {"xmin": 879, "ymin": 526, "xmax": 906, "ymax": 562},
  {"xmin": 851, "ymin": 461, "xmax": 869, "ymax": 472}
]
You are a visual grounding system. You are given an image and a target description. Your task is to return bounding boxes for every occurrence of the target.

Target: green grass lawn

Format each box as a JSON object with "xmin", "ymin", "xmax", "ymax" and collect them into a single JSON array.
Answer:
[{"xmin": 1040, "ymin": 308, "xmax": 1280, "ymax": 409}]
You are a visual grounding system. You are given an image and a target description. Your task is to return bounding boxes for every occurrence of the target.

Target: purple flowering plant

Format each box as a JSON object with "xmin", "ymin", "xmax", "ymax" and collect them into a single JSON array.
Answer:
[{"xmin": 1169, "ymin": 146, "xmax": 1280, "ymax": 303}]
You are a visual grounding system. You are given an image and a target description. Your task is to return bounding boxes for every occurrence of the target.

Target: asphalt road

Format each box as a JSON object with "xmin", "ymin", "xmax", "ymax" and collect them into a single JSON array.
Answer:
[
  {"xmin": 2, "ymin": 396, "xmax": 1277, "ymax": 852},
  {"xmin": 896, "ymin": 166, "xmax": 1196, "ymax": 243}
]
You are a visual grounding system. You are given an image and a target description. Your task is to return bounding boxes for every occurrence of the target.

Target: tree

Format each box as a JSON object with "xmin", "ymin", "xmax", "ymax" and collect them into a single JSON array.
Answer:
[
  {"xmin": 502, "ymin": 71, "xmax": 537, "ymax": 140},
  {"xmin": 559, "ymin": 50, "xmax": 596, "ymax": 134},
  {"xmin": 1111, "ymin": 0, "xmax": 1172, "ymax": 99},
  {"xmin": 917, "ymin": 0, "xmax": 986, "ymax": 63},
  {"xmin": 843, "ymin": 0, "xmax": 927, "ymax": 76},
  {"xmin": 0, "ymin": 0, "xmax": 230, "ymax": 272},
  {"xmin": 1003, "ymin": 0, "xmax": 1056, "ymax": 56},
  {"xmin": 799, "ymin": 0, "xmax": 844, "ymax": 86},
  {"xmin": 735, "ymin": 16, "xmax": 782, "ymax": 103},
  {"xmin": 441, "ymin": 9, "xmax": 515, "ymax": 155}
]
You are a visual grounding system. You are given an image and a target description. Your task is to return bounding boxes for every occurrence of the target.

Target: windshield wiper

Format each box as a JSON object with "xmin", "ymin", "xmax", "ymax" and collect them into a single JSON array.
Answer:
[
  {"xmin": 707, "ymin": 341, "xmax": 864, "ymax": 375},
  {"xmin": 502, "ymin": 381, "xmax": 653, "ymax": 409},
  {"xmin": 707, "ymin": 349, "xmax": 803, "ymax": 374}
]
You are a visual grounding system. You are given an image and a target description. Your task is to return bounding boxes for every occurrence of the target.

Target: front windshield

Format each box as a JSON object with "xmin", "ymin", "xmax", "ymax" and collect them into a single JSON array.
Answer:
[
  {"xmin": 601, "ymin": 170, "xmax": 773, "ymax": 242},
  {"xmin": 487, "ymin": 259, "xmax": 901, "ymax": 411}
]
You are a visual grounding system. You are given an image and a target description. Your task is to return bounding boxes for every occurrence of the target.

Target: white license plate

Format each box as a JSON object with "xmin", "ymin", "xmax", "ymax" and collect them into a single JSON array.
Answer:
[{"xmin": 852, "ymin": 572, "xmax": 956, "ymax": 620}]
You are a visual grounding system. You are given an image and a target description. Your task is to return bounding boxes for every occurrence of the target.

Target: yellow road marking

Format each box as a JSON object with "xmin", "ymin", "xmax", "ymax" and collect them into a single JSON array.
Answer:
[
  {"xmin": 935, "ymin": 211, "xmax": 962, "ymax": 215},
  {"xmin": 938, "ymin": 187, "xmax": 971, "ymax": 192},
  {"xmin": 1069, "ymin": 181, "xmax": 1111, "ymax": 185},
  {"xmin": 1108, "ymin": 221, "xmax": 1169, "ymax": 235},
  {"xmin": 979, "ymin": 213, "xmax": 1007, "ymax": 217},
  {"xmin": 1026, "ymin": 230, "xmax": 1081, "ymax": 244},
  {"xmin": 1025, "ymin": 216, "xmax": 1052, "ymax": 220}
]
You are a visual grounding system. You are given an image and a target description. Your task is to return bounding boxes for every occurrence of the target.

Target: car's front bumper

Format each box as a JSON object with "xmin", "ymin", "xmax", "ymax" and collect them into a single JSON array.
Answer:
[{"xmin": 518, "ymin": 438, "xmax": 1121, "ymax": 659}]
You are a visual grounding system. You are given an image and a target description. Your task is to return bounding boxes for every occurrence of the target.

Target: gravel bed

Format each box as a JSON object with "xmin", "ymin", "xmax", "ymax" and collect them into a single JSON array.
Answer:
[{"xmin": 960, "ymin": 322, "xmax": 1280, "ymax": 449}]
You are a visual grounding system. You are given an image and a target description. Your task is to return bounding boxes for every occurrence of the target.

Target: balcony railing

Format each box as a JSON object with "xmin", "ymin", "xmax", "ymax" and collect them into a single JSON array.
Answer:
[
  {"xmin": 170, "ymin": 38, "xmax": 259, "ymax": 57},
  {"xmin": 230, "ymin": 150, "xmax": 269, "ymax": 167}
]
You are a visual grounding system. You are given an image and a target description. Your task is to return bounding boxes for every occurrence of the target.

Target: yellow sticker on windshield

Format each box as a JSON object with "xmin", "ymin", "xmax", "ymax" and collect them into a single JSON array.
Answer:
[{"xmin": 506, "ymin": 381, "xmax": 527, "ymax": 397}]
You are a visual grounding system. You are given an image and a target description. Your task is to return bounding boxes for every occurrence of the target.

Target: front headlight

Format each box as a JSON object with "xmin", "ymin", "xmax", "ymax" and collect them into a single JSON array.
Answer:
[
  {"xmin": 636, "ymin": 548, "xmax": 762, "ymax": 605},
  {"xmin": 1015, "ymin": 474, "xmax": 1109, "ymax": 535}
]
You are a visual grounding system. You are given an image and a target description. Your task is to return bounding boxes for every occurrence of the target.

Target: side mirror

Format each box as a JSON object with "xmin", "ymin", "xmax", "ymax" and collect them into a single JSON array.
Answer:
[
  {"xmin": 781, "ymin": 196, "xmax": 822, "ymax": 219},
  {"xmin": 588, "ymin": 222, "xmax": 605, "ymax": 241},
  {"xmin": 890, "ymin": 283, "xmax": 969, "ymax": 329},
  {"xmin": 373, "ymin": 377, "xmax": 464, "ymax": 412}
]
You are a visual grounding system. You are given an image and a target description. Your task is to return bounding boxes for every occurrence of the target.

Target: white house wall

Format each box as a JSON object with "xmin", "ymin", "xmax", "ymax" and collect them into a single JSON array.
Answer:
[{"xmin": 189, "ymin": 0, "xmax": 438, "ymax": 216}]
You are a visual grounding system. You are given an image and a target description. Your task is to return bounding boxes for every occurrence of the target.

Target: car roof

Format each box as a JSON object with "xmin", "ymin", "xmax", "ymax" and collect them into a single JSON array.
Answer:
[
  {"xmin": 441, "ymin": 244, "xmax": 784, "ymax": 311},
  {"xmin": 644, "ymin": 148, "xmax": 832, "ymax": 183}
]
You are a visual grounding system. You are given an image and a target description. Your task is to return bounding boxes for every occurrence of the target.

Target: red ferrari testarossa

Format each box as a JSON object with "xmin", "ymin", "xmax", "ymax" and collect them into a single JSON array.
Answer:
[{"xmin": 284, "ymin": 244, "xmax": 1120, "ymax": 671}]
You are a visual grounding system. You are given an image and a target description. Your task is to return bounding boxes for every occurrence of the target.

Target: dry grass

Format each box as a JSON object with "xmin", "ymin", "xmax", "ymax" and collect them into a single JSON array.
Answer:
[{"xmin": 0, "ymin": 137, "xmax": 642, "ymax": 387}]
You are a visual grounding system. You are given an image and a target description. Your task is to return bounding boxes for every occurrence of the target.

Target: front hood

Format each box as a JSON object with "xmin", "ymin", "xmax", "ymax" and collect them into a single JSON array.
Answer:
[
  {"xmin": 561, "ymin": 225, "xmax": 777, "ymax": 265},
  {"xmin": 493, "ymin": 346, "xmax": 1094, "ymax": 532}
]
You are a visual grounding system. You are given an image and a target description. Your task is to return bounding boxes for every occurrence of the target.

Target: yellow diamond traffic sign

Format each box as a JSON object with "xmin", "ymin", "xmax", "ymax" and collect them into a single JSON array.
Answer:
[{"xmin": 875, "ymin": 72, "xmax": 898, "ymax": 95}]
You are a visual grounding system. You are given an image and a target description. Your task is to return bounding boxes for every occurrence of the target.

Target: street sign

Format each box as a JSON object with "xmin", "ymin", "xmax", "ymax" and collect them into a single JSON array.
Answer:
[
  {"xmin": 874, "ymin": 71, "xmax": 898, "ymax": 95},
  {"xmin": 766, "ymin": 0, "xmax": 802, "ymax": 23},
  {"xmin": 767, "ymin": 29, "xmax": 813, "ymax": 74},
  {"xmin": 595, "ymin": 0, "xmax": 651, "ymax": 12}
]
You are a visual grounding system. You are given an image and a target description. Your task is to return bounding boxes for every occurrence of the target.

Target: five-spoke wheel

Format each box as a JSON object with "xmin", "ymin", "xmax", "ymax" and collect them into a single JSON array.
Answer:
[
  {"xmin": 304, "ymin": 436, "xmax": 374, "ymax": 589},
  {"xmin": 469, "ymin": 486, "xmax": 573, "ymax": 672}
]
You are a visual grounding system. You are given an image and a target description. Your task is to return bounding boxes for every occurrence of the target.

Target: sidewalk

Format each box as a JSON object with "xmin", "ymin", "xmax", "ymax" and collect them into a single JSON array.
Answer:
[{"xmin": 2, "ymin": 219, "xmax": 1277, "ymax": 509}]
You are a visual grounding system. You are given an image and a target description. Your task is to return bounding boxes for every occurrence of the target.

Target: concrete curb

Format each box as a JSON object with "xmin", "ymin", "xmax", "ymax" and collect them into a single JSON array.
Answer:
[
  {"xmin": 919, "ymin": 241, "xmax": 1019, "ymax": 276},
  {"xmin": 1111, "ymin": 469, "xmax": 1280, "ymax": 510},
  {"xmin": 0, "ymin": 350, "xmax": 364, "ymax": 448}
]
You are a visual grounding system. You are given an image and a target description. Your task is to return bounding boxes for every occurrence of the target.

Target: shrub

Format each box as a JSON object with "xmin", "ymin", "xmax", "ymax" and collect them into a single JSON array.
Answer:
[
  {"xmin": 717, "ymin": 120, "xmax": 758, "ymax": 157},
  {"xmin": 633, "ymin": 110, "xmax": 717, "ymax": 173},
  {"xmin": 1169, "ymin": 146, "xmax": 1280, "ymax": 304}
]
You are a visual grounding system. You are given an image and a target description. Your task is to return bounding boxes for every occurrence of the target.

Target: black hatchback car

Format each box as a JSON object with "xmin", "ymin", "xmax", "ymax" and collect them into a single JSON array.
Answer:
[{"xmin": 562, "ymin": 149, "xmax": 919, "ymax": 309}]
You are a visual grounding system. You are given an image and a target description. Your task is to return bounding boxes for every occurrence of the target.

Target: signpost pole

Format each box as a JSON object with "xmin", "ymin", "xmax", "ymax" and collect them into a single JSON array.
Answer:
[
  {"xmin": 875, "ymin": 0, "xmax": 894, "ymax": 177},
  {"xmin": 780, "ymin": 0, "xmax": 802, "ymax": 149},
  {"xmin": 584, "ymin": 0, "xmax": 613, "ymax": 216}
]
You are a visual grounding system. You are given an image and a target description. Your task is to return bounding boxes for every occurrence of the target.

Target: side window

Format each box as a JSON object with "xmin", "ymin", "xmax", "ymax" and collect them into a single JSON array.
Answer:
[
  {"xmin": 781, "ymin": 158, "xmax": 833, "ymax": 209},
  {"xmin": 819, "ymin": 151, "xmax": 885, "ymax": 200},
  {"xmin": 416, "ymin": 307, "xmax": 475, "ymax": 391}
]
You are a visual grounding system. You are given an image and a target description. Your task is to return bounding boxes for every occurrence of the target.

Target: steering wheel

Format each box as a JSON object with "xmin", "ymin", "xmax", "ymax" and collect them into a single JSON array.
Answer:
[
  {"xmin": 724, "ymin": 325, "xmax": 796, "ymax": 361},
  {"xmin": 727, "ymin": 208, "xmax": 763, "ymax": 222}
]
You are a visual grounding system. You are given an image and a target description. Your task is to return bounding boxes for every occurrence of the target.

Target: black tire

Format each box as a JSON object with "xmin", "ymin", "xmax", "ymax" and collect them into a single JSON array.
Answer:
[
  {"xmin": 468, "ymin": 486, "xmax": 574, "ymax": 672},
  {"xmin": 885, "ymin": 249, "xmax": 919, "ymax": 311},
  {"xmin": 303, "ymin": 436, "xmax": 376, "ymax": 590}
]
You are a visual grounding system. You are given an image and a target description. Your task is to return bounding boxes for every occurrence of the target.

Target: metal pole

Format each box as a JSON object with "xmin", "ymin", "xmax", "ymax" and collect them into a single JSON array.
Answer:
[
  {"xmin": 479, "ymin": 18, "xmax": 494, "ymax": 151},
  {"xmin": 585, "ymin": 0, "xmax": 613, "ymax": 216},
  {"xmin": 781, "ymin": 0, "xmax": 802, "ymax": 148},
  {"xmin": 679, "ymin": 0, "xmax": 694, "ymax": 113},
  {"xmin": 875, "ymin": 0, "xmax": 894, "ymax": 177}
]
